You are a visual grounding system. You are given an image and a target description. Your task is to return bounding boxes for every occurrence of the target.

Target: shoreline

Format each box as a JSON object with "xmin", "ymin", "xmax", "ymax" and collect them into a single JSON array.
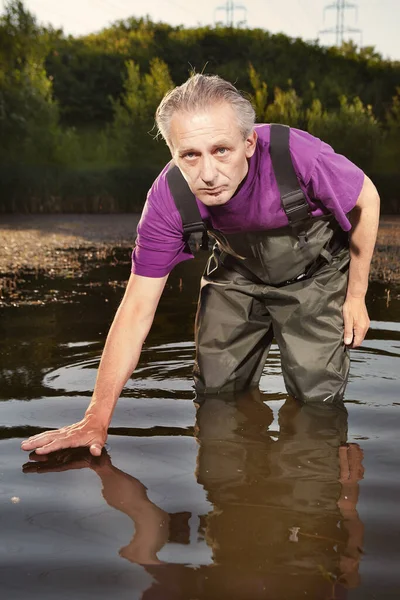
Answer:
[{"xmin": 1, "ymin": 213, "xmax": 399, "ymax": 285}]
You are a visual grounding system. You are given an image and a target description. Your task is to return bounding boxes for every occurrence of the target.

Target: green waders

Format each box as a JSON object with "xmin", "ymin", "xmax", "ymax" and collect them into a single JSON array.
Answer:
[{"xmin": 167, "ymin": 124, "xmax": 350, "ymax": 404}]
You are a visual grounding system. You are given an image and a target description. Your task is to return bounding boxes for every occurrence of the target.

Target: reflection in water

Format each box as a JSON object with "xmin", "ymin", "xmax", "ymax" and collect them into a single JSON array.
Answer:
[
  {"xmin": 25, "ymin": 391, "xmax": 364, "ymax": 600},
  {"xmin": 194, "ymin": 393, "xmax": 364, "ymax": 599}
]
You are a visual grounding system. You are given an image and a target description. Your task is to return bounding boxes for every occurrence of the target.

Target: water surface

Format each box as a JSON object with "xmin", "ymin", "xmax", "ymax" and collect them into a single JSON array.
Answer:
[{"xmin": 1, "ymin": 250, "xmax": 399, "ymax": 599}]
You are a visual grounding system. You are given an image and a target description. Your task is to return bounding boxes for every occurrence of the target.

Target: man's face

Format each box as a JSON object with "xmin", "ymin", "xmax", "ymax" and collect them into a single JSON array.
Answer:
[{"xmin": 169, "ymin": 102, "xmax": 257, "ymax": 206}]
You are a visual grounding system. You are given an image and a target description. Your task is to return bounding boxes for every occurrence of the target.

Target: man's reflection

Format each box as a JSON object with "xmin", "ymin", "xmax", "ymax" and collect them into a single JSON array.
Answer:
[
  {"xmin": 24, "ymin": 391, "xmax": 364, "ymax": 599},
  {"xmin": 194, "ymin": 392, "xmax": 364, "ymax": 598}
]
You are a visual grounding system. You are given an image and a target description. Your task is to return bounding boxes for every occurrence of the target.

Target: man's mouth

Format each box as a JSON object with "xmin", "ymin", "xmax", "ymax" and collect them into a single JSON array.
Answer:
[{"xmin": 201, "ymin": 187, "xmax": 225, "ymax": 195}]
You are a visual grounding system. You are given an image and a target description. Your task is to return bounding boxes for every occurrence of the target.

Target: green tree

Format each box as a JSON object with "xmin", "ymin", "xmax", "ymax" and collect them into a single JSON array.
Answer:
[
  {"xmin": 0, "ymin": 0, "xmax": 64, "ymax": 164},
  {"xmin": 110, "ymin": 57, "xmax": 173, "ymax": 166},
  {"xmin": 249, "ymin": 66, "xmax": 304, "ymax": 128},
  {"xmin": 373, "ymin": 88, "xmax": 400, "ymax": 175},
  {"xmin": 264, "ymin": 86, "xmax": 303, "ymax": 128},
  {"xmin": 384, "ymin": 88, "xmax": 400, "ymax": 171},
  {"xmin": 306, "ymin": 95, "xmax": 381, "ymax": 171},
  {"xmin": 248, "ymin": 64, "xmax": 268, "ymax": 121},
  {"xmin": 0, "ymin": 0, "xmax": 43, "ymax": 69}
]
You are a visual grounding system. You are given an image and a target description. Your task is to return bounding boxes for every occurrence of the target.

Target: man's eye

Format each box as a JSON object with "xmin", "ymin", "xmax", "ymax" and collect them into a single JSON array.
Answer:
[
  {"xmin": 216, "ymin": 148, "xmax": 227, "ymax": 155},
  {"xmin": 183, "ymin": 152, "xmax": 196, "ymax": 159}
]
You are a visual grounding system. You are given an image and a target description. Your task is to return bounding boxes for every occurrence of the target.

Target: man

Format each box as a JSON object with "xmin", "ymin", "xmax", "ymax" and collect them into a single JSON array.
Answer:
[{"xmin": 22, "ymin": 74, "xmax": 380, "ymax": 457}]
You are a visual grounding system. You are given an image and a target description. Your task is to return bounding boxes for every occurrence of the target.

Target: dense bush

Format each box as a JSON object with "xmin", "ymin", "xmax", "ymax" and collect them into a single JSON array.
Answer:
[
  {"xmin": 0, "ymin": 165, "xmax": 160, "ymax": 213},
  {"xmin": 0, "ymin": 1, "xmax": 62, "ymax": 165},
  {"xmin": 0, "ymin": 1, "xmax": 399, "ymax": 213},
  {"xmin": 109, "ymin": 57, "xmax": 172, "ymax": 167},
  {"xmin": 306, "ymin": 96, "xmax": 381, "ymax": 173}
]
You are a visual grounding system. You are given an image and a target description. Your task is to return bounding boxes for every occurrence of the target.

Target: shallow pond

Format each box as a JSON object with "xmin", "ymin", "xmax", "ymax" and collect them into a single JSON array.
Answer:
[{"xmin": 1, "ymin": 249, "xmax": 399, "ymax": 599}]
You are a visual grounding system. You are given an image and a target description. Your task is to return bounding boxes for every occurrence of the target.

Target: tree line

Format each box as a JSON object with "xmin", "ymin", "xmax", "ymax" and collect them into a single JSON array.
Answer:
[{"xmin": 1, "ymin": 0, "xmax": 399, "ymax": 213}]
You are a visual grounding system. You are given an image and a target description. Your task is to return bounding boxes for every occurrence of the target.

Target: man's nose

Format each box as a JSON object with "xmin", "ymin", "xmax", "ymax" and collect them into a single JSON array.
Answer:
[{"xmin": 200, "ymin": 156, "xmax": 217, "ymax": 184}]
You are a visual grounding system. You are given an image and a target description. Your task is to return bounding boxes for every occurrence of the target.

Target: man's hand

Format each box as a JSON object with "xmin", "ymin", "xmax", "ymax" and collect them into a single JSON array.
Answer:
[
  {"xmin": 21, "ymin": 274, "xmax": 168, "ymax": 458},
  {"xmin": 343, "ymin": 294, "xmax": 370, "ymax": 348},
  {"xmin": 20, "ymin": 414, "xmax": 107, "ymax": 456}
]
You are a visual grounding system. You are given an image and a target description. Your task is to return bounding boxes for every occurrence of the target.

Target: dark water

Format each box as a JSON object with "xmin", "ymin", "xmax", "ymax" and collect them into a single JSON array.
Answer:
[{"xmin": 1, "ymin": 250, "xmax": 399, "ymax": 599}]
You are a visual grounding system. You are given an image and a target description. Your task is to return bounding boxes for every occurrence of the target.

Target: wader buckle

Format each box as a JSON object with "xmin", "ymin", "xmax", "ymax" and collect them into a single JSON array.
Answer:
[
  {"xmin": 183, "ymin": 222, "xmax": 209, "ymax": 251},
  {"xmin": 282, "ymin": 190, "xmax": 310, "ymax": 225},
  {"xmin": 183, "ymin": 222, "xmax": 207, "ymax": 235}
]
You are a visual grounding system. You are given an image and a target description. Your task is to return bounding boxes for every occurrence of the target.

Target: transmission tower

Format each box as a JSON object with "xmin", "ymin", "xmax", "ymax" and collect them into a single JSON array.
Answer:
[
  {"xmin": 214, "ymin": 1, "xmax": 247, "ymax": 27},
  {"xmin": 319, "ymin": 0, "xmax": 362, "ymax": 46}
]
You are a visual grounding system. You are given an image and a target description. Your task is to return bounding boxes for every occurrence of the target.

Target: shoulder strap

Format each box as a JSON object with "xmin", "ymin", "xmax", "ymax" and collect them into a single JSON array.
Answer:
[
  {"xmin": 166, "ymin": 165, "xmax": 206, "ymax": 235},
  {"xmin": 166, "ymin": 164, "xmax": 209, "ymax": 251},
  {"xmin": 269, "ymin": 124, "xmax": 310, "ymax": 226}
]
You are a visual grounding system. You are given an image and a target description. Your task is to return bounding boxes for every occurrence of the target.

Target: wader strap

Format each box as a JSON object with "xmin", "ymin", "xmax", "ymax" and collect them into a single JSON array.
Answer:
[
  {"xmin": 270, "ymin": 124, "xmax": 310, "ymax": 227},
  {"xmin": 166, "ymin": 165, "xmax": 209, "ymax": 250}
]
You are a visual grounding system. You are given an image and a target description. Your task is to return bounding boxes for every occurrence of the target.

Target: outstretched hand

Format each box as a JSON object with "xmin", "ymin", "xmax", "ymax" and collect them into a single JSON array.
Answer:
[{"xmin": 20, "ymin": 415, "xmax": 107, "ymax": 457}]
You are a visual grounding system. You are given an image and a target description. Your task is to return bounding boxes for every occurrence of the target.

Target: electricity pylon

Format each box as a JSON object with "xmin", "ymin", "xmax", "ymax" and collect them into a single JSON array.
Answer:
[
  {"xmin": 319, "ymin": 0, "xmax": 362, "ymax": 46},
  {"xmin": 214, "ymin": 1, "xmax": 247, "ymax": 27}
]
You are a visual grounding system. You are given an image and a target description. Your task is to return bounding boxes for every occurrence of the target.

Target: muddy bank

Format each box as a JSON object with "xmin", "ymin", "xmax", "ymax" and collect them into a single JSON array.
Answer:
[
  {"xmin": 0, "ymin": 214, "xmax": 139, "ymax": 276},
  {"xmin": 0, "ymin": 213, "xmax": 399, "ymax": 284},
  {"xmin": 370, "ymin": 215, "xmax": 400, "ymax": 284}
]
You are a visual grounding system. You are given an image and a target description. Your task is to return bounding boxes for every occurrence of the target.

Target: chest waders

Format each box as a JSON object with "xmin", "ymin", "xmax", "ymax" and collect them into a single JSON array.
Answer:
[{"xmin": 167, "ymin": 124, "xmax": 351, "ymax": 404}]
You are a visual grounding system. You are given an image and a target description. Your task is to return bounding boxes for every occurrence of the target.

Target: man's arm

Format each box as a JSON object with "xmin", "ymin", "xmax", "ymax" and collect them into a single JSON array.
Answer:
[
  {"xmin": 343, "ymin": 174, "xmax": 380, "ymax": 347},
  {"xmin": 21, "ymin": 273, "xmax": 168, "ymax": 455}
]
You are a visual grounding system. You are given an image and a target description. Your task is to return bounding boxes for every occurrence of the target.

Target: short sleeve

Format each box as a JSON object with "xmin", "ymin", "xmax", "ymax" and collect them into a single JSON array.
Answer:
[
  {"xmin": 131, "ymin": 166, "xmax": 193, "ymax": 277},
  {"xmin": 306, "ymin": 140, "xmax": 365, "ymax": 231}
]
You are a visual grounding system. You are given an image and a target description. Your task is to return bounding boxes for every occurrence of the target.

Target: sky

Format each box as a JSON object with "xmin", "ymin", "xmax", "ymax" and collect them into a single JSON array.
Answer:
[{"xmin": 8, "ymin": 0, "xmax": 400, "ymax": 61}]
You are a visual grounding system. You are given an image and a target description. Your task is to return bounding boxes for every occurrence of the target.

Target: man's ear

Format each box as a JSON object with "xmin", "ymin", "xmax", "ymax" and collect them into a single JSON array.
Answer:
[{"xmin": 245, "ymin": 130, "xmax": 258, "ymax": 158}]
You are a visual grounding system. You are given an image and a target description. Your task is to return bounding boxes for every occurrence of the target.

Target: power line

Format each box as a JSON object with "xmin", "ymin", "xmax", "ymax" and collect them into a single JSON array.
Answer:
[{"xmin": 319, "ymin": 0, "xmax": 362, "ymax": 46}]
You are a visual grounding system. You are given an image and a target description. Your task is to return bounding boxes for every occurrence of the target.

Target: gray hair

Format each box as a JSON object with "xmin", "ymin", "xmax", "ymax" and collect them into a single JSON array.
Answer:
[{"xmin": 155, "ymin": 74, "xmax": 255, "ymax": 146}]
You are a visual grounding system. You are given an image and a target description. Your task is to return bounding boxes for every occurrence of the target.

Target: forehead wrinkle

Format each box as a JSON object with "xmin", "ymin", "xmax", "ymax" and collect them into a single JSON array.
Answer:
[
  {"xmin": 179, "ymin": 135, "xmax": 233, "ymax": 153},
  {"xmin": 175, "ymin": 126, "xmax": 238, "ymax": 152},
  {"xmin": 178, "ymin": 124, "xmax": 231, "ymax": 139}
]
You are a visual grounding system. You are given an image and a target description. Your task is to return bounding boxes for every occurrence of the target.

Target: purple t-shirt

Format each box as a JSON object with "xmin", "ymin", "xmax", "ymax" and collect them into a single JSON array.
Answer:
[{"xmin": 131, "ymin": 125, "xmax": 364, "ymax": 278}]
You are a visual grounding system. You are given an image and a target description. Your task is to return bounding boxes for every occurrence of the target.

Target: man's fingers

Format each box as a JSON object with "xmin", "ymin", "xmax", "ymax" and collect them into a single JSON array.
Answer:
[
  {"xmin": 352, "ymin": 327, "xmax": 365, "ymax": 348},
  {"xmin": 21, "ymin": 431, "xmax": 61, "ymax": 451},
  {"xmin": 36, "ymin": 434, "xmax": 98, "ymax": 454},
  {"xmin": 352, "ymin": 320, "xmax": 369, "ymax": 348},
  {"xmin": 343, "ymin": 311, "xmax": 354, "ymax": 346},
  {"xmin": 90, "ymin": 444, "xmax": 103, "ymax": 457},
  {"xmin": 34, "ymin": 439, "xmax": 72, "ymax": 455}
]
